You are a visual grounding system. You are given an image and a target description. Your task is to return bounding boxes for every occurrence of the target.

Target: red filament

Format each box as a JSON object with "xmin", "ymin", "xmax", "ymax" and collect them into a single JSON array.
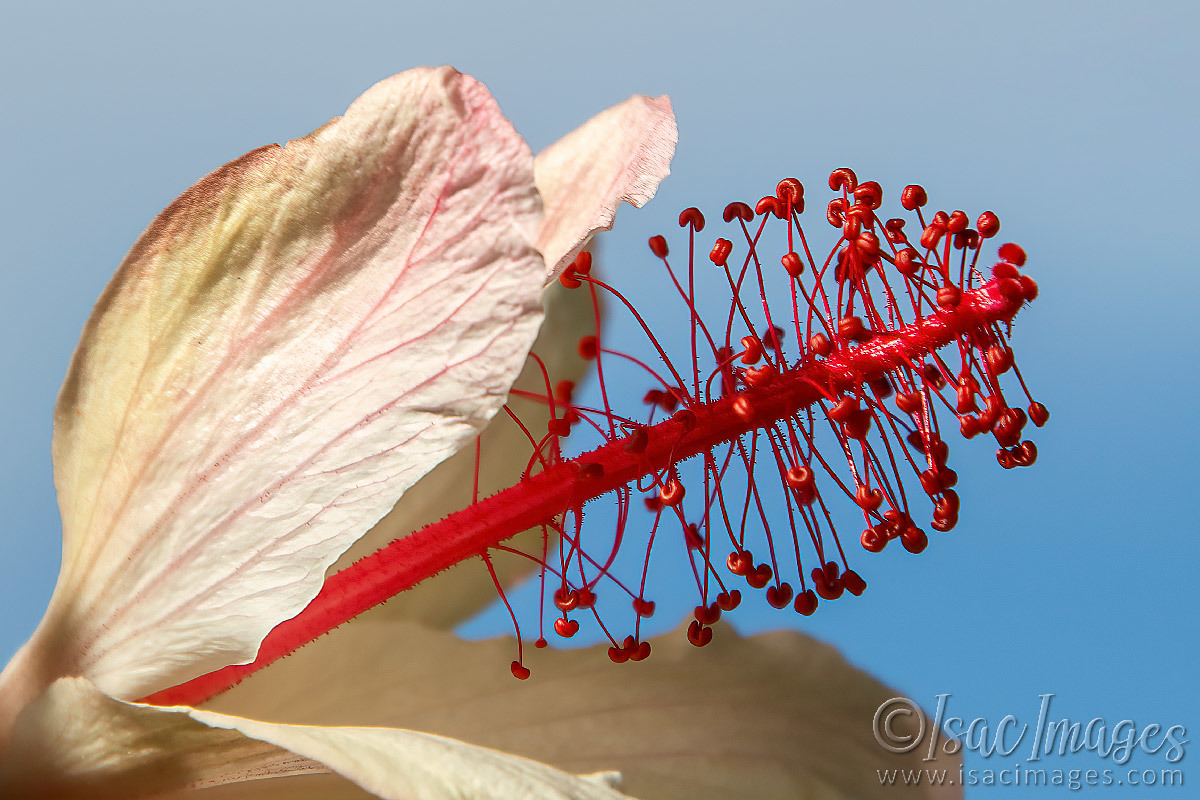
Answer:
[{"xmin": 146, "ymin": 169, "xmax": 1045, "ymax": 706}]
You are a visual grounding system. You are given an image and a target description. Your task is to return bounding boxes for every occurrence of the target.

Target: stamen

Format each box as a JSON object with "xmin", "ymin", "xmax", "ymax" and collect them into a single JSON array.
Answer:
[{"xmin": 146, "ymin": 170, "xmax": 1046, "ymax": 706}]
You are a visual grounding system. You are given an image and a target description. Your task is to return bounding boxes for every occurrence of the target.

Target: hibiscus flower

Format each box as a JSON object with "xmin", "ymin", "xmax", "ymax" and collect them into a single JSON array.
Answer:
[{"xmin": 0, "ymin": 66, "xmax": 956, "ymax": 798}]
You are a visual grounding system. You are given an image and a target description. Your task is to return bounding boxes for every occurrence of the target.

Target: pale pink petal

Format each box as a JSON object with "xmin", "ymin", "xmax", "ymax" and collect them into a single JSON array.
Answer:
[
  {"xmin": 331, "ymin": 274, "xmax": 598, "ymax": 628},
  {"xmin": 0, "ymin": 679, "xmax": 634, "ymax": 800},
  {"xmin": 212, "ymin": 620, "xmax": 962, "ymax": 800},
  {"xmin": 535, "ymin": 96, "xmax": 676, "ymax": 280},
  {"xmin": 34, "ymin": 66, "xmax": 546, "ymax": 701}
]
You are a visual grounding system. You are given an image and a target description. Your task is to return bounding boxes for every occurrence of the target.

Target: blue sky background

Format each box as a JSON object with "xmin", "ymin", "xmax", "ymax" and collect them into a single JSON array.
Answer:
[{"xmin": 2, "ymin": 0, "xmax": 1196, "ymax": 792}]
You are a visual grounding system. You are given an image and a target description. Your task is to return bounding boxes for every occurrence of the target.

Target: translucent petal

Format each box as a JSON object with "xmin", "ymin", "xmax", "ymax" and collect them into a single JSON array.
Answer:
[
  {"xmin": 42, "ymin": 66, "xmax": 546, "ymax": 699},
  {"xmin": 535, "ymin": 96, "xmax": 676, "ymax": 280}
]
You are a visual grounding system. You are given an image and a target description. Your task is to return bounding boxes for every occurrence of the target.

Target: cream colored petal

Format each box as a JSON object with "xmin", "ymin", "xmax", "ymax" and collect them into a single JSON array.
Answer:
[
  {"xmin": 0, "ymin": 678, "xmax": 632, "ymax": 800},
  {"xmin": 41, "ymin": 66, "xmax": 546, "ymax": 700},
  {"xmin": 535, "ymin": 96, "xmax": 677, "ymax": 280},
  {"xmin": 211, "ymin": 619, "xmax": 961, "ymax": 800},
  {"xmin": 333, "ymin": 271, "xmax": 598, "ymax": 629}
]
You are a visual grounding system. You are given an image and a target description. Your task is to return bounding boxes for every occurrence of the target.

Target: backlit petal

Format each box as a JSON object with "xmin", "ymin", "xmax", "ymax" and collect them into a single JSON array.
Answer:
[
  {"xmin": 41, "ymin": 66, "xmax": 546, "ymax": 700},
  {"xmin": 0, "ymin": 679, "xmax": 633, "ymax": 800},
  {"xmin": 211, "ymin": 620, "xmax": 961, "ymax": 800},
  {"xmin": 535, "ymin": 96, "xmax": 676, "ymax": 280},
  {"xmin": 331, "ymin": 275, "xmax": 598, "ymax": 628}
]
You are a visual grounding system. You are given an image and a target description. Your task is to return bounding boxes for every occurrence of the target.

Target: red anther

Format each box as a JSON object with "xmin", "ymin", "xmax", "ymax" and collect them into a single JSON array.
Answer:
[
  {"xmin": 755, "ymin": 195, "xmax": 784, "ymax": 219},
  {"xmin": 901, "ymin": 184, "xmax": 928, "ymax": 210},
  {"xmin": 511, "ymin": 661, "xmax": 531, "ymax": 680},
  {"xmin": 781, "ymin": 251, "xmax": 805, "ymax": 277},
  {"xmin": 856, "ymin": 485, "xmax": 883, "ymax": 512},
  {"xmin": 997, "ymin": 242, "xmax": 1027, "ymax": 267},
  {"xmin": 996, "ymin": 277, "xmax": 1025, "ymax": 302},
  {"xmin": 709, "ymin": 237, "xmax": 733, "ymax": 267},
  {"xmin": 823, "ymin": 560, "xmax": 840, "ymax": 583},
  {"xmin": 826, "ymin": 197, "xmax": 846, "ymax": 227},
  {"xmin": 1029, "ymin": 402, "xmax": 1050, "ymax": 427},
  {"xmin": 993, "ymin": 261, "xmax": 1020, "ymax": 280},
  {"xmin": 919, "ymin": 469, "xmax": 944, "ymax": 495},
  {"xmin": 793, "ymin": 590, "xmax": 819, "ymax": 616},
  {"xmin": 578, "ymin": 462, "xmax": 604, "ymax": 479},
  {"xmin": 937, "ymin": 285, "xmax": 962, "ymax": 308},
  {"xmin": 553, "ymin": 617, "xmax": 580, "ymax": 638},
  {"xmin": 641, "ymin": 388, "xmax": 663, "ymax": 407},
  {"xmin": 558, "ymin": 267, "xmax": 581, "ymax": 289},
  {"xmin": 744, "ymin": 364, "xmax": 775, "ymax": 386},
  {"xmin": 954, "ymin": 230, "xmax": 980, "ymax": 250},
  {"xmin": 842, "ymin": 570, "xmax": 867, "ymax": 596},
  {"xmin": 921, "ymin": 362, "xmax": 947, "ymax": 389},
  {"xmin": 723, "ymin": 201, "xmax": 754, "ymax": 223},
  {"xmin": 884, "ymin": 218, "xmax": 907, "ymax": 244},
  {"xmin": 895, "ymin": 247, "xmax": 922, "ymax": 276},
  {"xmin": 868, "ymin": 375, "xmax": 894, "ymax": 398},
  {"xmin": 623, "ymin": 426, "xmax": 649, "ymax": 454},
  {"xmin": 562, "ymin": 409, "xmax": 580, "ymax": 426},
  {"xmin": 572, "ymin": 250, "xmax": 592, "ymax": 275},
  {"xmin": 716, "ymin": 589, "xmax": 742, "ymax": 611},
  {"xmin": 739, "ymin": 335, "xmax": 763, "ymax": 364},
  {"xmin": 684, "ymin": 522, "xmax": 703, "ymax": 550},
  {"xmin": 1016, "ymin": 440, "xmax": 1038, "ymax": 466},
  {"xmin": 687, "ymin": 620, "xmax": 713, "ymax": 647},
  {"xmin": 861, "ymin": 526, "xmax": 887, "ymax": 553},
  {"xmin": 694, "ymin": 602, "xmax": 721, "ymax": 626},
  {"xmin": 927, "ymin": 438, "xmax": 950, "ymax": 466},
  {"xmin": 785, "ymin": 465, "xmax": 816, "ymax": 492},
  {"xmin": 837, "ymin": 315, "xmax": 869, "ymax": 342},
  {"xmin": 808, "ymin": 332, "xmax": 833, "ymax": 358},
  {"xmin": 732, "ymin": 396, "xmax": 754, "ymax": 421},
  {"xmin": 930, "ymin": 514, "xmax": 958, "ymax": 533},
  {"xmin": 575, "ymin": 587, "xmax": 597, "ymax": 608},
  {"xmin": 947, "ymin": 210, "xmax": 969, "ymax": 234},
  {"xmin": 747, "ymin": 563, "xmax": 773, "ymax": 589},
  {"xmin": 643, "ymin": 496, "xmax": 662, "ymax": 512},
  {"xmin": 535, "ymin": 637, "xmax": 548, "ymax": 649},
  {"xmin": 1019, "ymin": 275, "xmax": 1039, "ymax": 301},
  {"xmin": 766, "ymin": 582, "xmax": 794, "ymax": 609},
  {"xmin": 829, "ymin": 396, "xmax": 859, "ymax": 422},
  {"xmin": 940, "ymin": 488, "xmax": 961, "ymax": 514},
  {"xmin": 648, "ymin": 235, "xmax": 669, "ymax": 258},
  {"xmin": 761, "ymin": 325, "xmax": 785, "ymax": 349},
  {"xmin": 608, "ymin": 645, "xmax": 631, "ymax": 663},
  {"xmin": 931, "ymin": 210, "xmax": 950, "ymax": 227},
  {"xmin": 842, "ymin": 409, "xmax": 873, "ymax": 440},
  {"xmin": 828, "ymin": 167, "xmax": 858, "ymax": 192},
  {"xmin": 672, "ymin": 408, "xmax": 696, "ymax": 428},
  {"xmin": 776, "ymin": 177, "xmax": 805, "ymax": 205},
  {"xmin": 956, "ymin": 384, "xmax": 978, "ymax": 414},
  {"xmin": 853, "ymin": 181, "xmax": 883, "ymax": 210},
  {"xmin": 977, "ymin": 211, "xmax": 1001, "ymax": 238},
  {"xmin": 554, "ymin": 380, "xmax": 575, "ymax": 405},
  {"xmin": 578, "ymin": 336, "xmax": 599, "ymax": 360},
  {"xmin": 900, "ymin": 527, "xmax": 928, "ymax": 554},
  {"xmin": 812, "ymin": 570, "xmax": 843, "ymax": 601},
  {"xmin": 727, "ymin": 549, "xmax": 753, "ymax": 576},
  {"xmin": 629, "ymin": 640, "xmax": 651, "ymax": 662},
  {"xmin": 920, "ymin": 223, "xmax": 945, "ymax": 250},
  {"xmin": 841, "ymin": 215, "xmax": 862, "ymax": 241},
  {"xmin": 678, "ymin": 207, "xmax": 705, "ymax": 231},
  {"xmin": 856, "ymin": 231, "xmax": 881, "ymax": 257},
  {"xmin": 632, "ymin": 597, "xmax": 656, "ymax": 617},
  {"xmin": 547, "ymin": 418, "xmax": 571, "ymax": 437},
  {"xmin": 986, "ymin": 345, "xmax": 1014, "ymax": 375},
  {"xmin": 659, "ymin": 479, "xmax": 686, "ymax": 506},
  {"xmin": 895, "ymin": 391, "xmax": 923, "ymax": 415},
  {"xmin": 553, "ymin": 586, "xmax": 579, "ymax": 611}
]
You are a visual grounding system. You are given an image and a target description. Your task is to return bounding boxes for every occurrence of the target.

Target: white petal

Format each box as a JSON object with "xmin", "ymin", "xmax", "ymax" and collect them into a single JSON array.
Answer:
[
  {"xmin": 331, "ymin": 274, "xmax": 598, "ymax": 628},
  {"xmin": 0, "ymin": 678, "xmax": 633, "ymax": 800},
  {"xmin": 40, "ymin": 66, "xmax": 546, "ymax": 699},
  {"xmin": 535, "ymin": 96, "xmax": 677, "ymax": 280},
  {"xmin": 212, "ymin": 621, "xmax": 961, "ymax": 800}
]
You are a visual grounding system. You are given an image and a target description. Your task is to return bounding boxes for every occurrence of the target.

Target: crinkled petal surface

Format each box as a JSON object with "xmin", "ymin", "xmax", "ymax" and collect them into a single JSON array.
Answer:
[
  {"xmin": 212, "ymin": 619, "xmax": 962, "ymax": 800},
  {"xmin": 41, "ymin": 66, "xmax": 547, "ymax": 699},
  {"xmin": 0, "ymin": 678, "xmax": 632, "ymax": 800},
  {"xmin": 332, "ymin": 276, "xmax": 597, "ymax": 628},
  {"xmin": 534, "ymin": 96, "xmax": 676, "ymax": 280}
]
